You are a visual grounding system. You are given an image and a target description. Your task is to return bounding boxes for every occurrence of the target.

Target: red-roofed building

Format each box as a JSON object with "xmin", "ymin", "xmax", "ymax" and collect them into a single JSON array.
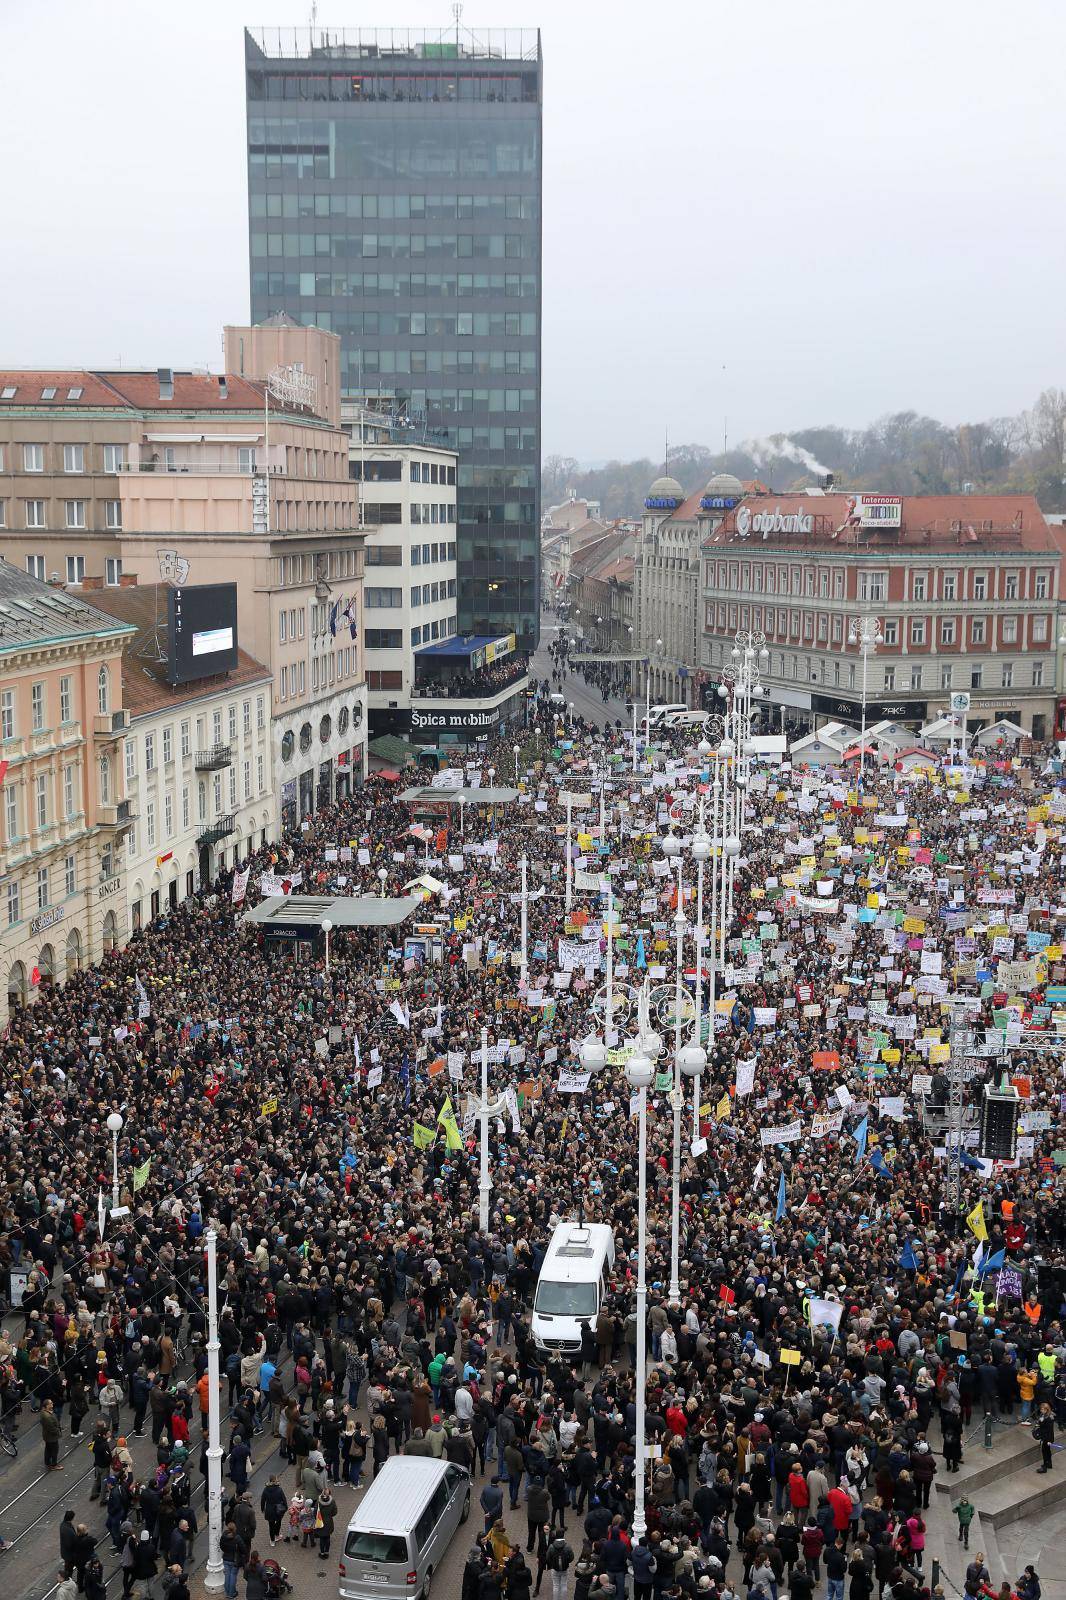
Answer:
[
  {"xmin": 700, "ymin": 490, "xmax": 1066, "ymax": 739},
  {"xmin": 0, "ymin": 316, "xmax": 368, "ymax": 827},
  {"xmin": 635, "ymin": 470, "xmax": 745, "ymax": 706}
]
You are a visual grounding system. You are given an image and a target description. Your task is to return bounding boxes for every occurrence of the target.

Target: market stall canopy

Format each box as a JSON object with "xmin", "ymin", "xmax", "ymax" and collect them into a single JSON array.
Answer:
[
  {"xmin": 399, "ymin": 786, "xmax": 519, "ymax": 807},
  {"xmin": 243, "ymin": 895, "xmax": 422, "ymax": 930}
]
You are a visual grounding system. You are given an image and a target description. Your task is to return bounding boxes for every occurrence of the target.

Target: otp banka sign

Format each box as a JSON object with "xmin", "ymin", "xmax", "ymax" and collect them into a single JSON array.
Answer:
[{"xmin": 735, "ymin": 506, "xmax": 814, "ymax": 539}]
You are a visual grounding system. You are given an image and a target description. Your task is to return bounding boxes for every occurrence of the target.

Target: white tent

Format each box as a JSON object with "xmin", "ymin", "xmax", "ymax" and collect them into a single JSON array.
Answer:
[
  {"xmin": 920, "ymin": 715, "xmax": 962, "ymax": 747},
  {"xmin": 973, "ymin": 718, "xmax": 1026, "ymax": 748},
  {"xmin": 791, "ymin": 724, "xmax": 849, "ymax": 766}
]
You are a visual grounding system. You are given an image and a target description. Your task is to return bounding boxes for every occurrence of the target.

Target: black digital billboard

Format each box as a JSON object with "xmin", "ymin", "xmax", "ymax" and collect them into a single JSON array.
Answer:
[{"xmin": 167, "ymin": 583, "xmax": 239, "ymax": 685}]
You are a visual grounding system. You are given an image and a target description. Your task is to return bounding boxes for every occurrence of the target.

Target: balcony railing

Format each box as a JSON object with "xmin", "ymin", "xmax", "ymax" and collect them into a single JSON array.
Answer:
[
  {"xmin": 411, "ymin": 661, "xmax": 529, "ymax": 700},
  {"xmin": 98, "ymin": 799, "xmax": 137, "ymax": 831},
  {"xmin": 198, "ymin": 815, "xmax": 236, "ymax": 846},
  {"xmin": 120, "ymin": 461, "xmax": 284, "ymax": 476},
  {"xmin": 195, "ymin": 743, "xmax": 233, "ymax": 771}
]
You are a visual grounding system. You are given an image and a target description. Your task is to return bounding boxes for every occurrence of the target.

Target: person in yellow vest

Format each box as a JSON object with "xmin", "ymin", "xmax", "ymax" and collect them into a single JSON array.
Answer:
[
  {"xmin": 1017, "ymin": 1364, "xmax": 1039, "ymax": 1424},
  {"xmin": 1038, "ymin": 1346, "xmax": 1058, "ymax": 1389}
]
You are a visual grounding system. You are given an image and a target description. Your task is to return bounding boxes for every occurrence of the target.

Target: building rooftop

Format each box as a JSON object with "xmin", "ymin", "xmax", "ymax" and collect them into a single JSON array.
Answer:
[
  {"xmin": 84, "ymin": 584, "xmax": 271, "ymax": 718},
  {"xmin": 246, "ymin": 25, "xmax": 540, "ymax": 64},
  {"xmin": 0, "ymin": 368, "xmax": 318, "ymax": 418},
  {"xmin": 0, "ymin": 561, "xmax": 135, "ymax": 653},
  {"xmin": 702, "ymin": 492, "xmax": 1065, "ymax": 555}
]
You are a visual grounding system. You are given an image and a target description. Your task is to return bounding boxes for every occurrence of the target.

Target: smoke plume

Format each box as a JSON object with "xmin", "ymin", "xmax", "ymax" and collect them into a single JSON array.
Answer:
[{"xmin": 742, "ymin": 434, "xmax": 833, "ymax": 478}]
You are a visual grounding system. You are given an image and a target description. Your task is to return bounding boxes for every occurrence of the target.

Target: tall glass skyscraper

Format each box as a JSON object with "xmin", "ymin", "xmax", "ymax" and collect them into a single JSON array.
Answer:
[{"xmin": 245, "ymin": 27, "xmax": 542, "ymax": 647}]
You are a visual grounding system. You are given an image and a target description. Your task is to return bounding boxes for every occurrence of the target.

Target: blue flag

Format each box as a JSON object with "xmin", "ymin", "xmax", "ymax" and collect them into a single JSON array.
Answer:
[
  {"xmin": 950, "ymin": 1258, "xmax": 967, "ymax": 1300},
  {"xmin": 870, "ymin": 1148, "xmax": 892, "ymax": 1177},
  {"xmin": 776, "ymin": 1171, "xmax": 786, "ymax": 1222},
  {"xmin": 978, "ymin": 1247, "xmax": 1005, "ymax": 1276},
  {"xmin": 900, "ymin": 1238, "xmax": 919, "ymax": 1271},
  {"xmin": 635, "ymin": 932, "xmax": 647, "ymax": 970},
  {"xmin": 852, "ymin": 1117, "xmax": 868, "ymax": 1164}
]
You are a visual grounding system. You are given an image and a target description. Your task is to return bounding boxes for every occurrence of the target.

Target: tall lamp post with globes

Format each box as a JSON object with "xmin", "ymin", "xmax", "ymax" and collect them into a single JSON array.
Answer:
[
  {"xmin": 625, "ymin": 979, "xmax": 661, "ymax": 1542},
  {"xmin": 849, "ymin": 616, "xmax": 883, "ymax": 783},
  {"xmin": 106, "ymin": 1110, "xmax": 123, "ymax": 1211}
]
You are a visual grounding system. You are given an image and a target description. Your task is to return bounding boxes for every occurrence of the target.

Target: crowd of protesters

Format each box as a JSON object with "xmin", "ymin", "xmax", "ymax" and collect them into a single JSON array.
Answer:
[{"xmin": 2, "ymin": 693, "xmax": 1064, "ymax": 1600}]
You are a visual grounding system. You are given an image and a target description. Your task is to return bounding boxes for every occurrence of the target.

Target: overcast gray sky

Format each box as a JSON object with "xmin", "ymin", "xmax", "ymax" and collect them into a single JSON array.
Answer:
[{"xmin": 5, "ymin": 0, "xmax": 1064, "ymax": 460}]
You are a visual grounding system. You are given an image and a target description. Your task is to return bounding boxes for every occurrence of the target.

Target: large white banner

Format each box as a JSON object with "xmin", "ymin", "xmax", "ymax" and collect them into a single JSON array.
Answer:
[{"xmin": 760, "ymin": 1120, "xmax": 802, "ymax": 1147}]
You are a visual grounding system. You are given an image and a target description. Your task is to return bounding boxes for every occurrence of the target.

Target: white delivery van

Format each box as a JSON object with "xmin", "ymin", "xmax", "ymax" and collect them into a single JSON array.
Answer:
[
  {"xmin": 339, "ymin": 1457, "xmax": 470, "ymax": 1600},
  {"xmin": 647, "ymin": 703, "xmax": 687, "ymax": 728},
  {"xmin": 531, "ymin": 1221, "xmax": 616, "ymax": 1355},
  {"xmin": 661, "ymin": 709, "xmax": 710, "ymax": 729}
]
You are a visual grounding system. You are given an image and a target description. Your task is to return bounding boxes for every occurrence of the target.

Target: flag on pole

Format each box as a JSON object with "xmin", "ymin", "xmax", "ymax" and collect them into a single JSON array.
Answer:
[
  {"xmin": 870, "ymin": 1147, "xmax": 893, "ymax": 1176},
  {"xmin": 852, "ymin": 1117, "xmax": 868, "ymax": 1163},
  {"xmin": 437, "ymin": 1096, "xmax": 454, "ymax": 1124},
  {"xmin": 900, "ymin": 1238, "xmax": 919, "ymax": 1271},
  {"xmin": 950, "ymin": 1258, "xmax": 967, "ymax": 1300},
  {"xmin": 966, "ymin": 1201, "xmax": 988, "ymax": 1242},
  {"xmin": 978, "ymin": 1246, "xmax": 1005, "ymax": 1275},
  {"xmin": 753, "ymin": 1157, "xmax": 765, "ymax": 1186},
  {"xmin": 412, "ymin": 1121, "xmax": 436, "ymax": 1150},
  {"xmin": 440, "ymin": 1112, "xmax": 463, "ymax": 1152},
  {"xmin": 132, "ymin": 1158, "xmax": 152, "ymax": 1192},
  {"xmin": 775, "ymin": 1171, "xmax": 787, "ymax": 1221}
]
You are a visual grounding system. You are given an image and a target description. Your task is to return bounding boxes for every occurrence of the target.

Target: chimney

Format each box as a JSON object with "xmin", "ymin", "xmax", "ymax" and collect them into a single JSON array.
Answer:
[
  {"xmin": 82, "ymin": 575, "xmax": 103, "ymax": 590},
  {"xmin": 119, "ymin": 573, "xmax": 139, "ymax": 587},
  {"xmin": 157, "ymin": 367, "xmax": 174, "ymax": 401},
  {"xmin": 218, "ymin": 375, "xmax": 229, "ymax": 400},
  {"xmin": 823, "ymin": 472, "xmax": 835, "ymax": 491}
]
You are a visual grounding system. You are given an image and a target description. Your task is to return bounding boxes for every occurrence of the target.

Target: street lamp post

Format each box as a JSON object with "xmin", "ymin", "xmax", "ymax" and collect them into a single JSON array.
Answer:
[
  {"xmin": 645, "ymin": 637, "xmax": 664, "ymax": 748},
  {"xmin": 321, "ymin": 916, "xmax": 333, "ymax": 975},
  {"xmin": 519, "ymin": 854, "xmax": 529, "ymax": 988},
  {"xmin": 513, "ymin": 743, "xmax": 521, "ymax": 786},
  {"xmin": 625, "ymin": 980, "xmax": 658, "ymax": 1541},
  {"xmin": 849, "ymin": 616, "xmax": 883, "ymax": 783},
  {"xmin": 204, "ymin": 1228, "xmax": 224, "ymax": 1593},
  {"xmin": 564, "ymin": 793, "xmax": 574, "ymax": 914},
  {"xmin": 377, "ymin": 866, "xmax": 388, "ymax": 899},
  {"xmin": 106, "ymin": 1111, "xmax": 123, "ymax": 1211},
  {"xmin": 479, "ymin": 1026, "xmax": 492, "ymax": 1233}
]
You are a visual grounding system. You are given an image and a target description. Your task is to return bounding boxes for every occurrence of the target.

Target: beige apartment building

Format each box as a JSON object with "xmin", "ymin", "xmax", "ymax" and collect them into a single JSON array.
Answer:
[
  {"xmin": 0, "ymin": 563, "xmax": 135, "ymax": 1023},
  {"xmin": 0, "ymin": 316, "xmax": 367, "ymax": 829}
]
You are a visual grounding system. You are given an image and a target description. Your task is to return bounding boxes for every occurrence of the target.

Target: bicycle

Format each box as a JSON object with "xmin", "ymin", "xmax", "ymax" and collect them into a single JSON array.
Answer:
[{"xmin": 0, "ymin": 1424, "xmax": 17, "ymax": 1458}]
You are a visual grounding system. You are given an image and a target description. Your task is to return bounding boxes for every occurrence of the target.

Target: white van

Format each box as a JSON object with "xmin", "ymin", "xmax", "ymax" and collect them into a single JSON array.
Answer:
[
  {"xmin": 339, "ymin": 1457, "xmax": 470, "ymax": 1600},
  {"xmin": 531, "ymin": 1221, "xmax": 616, "ymax": 1355},
  {"xmin": 647, "ymin": 703, "xmax": 687, "ymax": 728},
  {"xmin": 661, "ymin": 709, "xmax": 710, "ymax": 730}
]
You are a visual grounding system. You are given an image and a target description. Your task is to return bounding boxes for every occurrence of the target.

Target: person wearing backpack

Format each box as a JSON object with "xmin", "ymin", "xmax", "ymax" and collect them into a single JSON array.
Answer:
[
  {"xmin": 630, "ymin": 1535, "xmax": 658, "ymax": 1600},
  {"xmin": 545, "ymin": 1532, "xmax": 574, "ymax": 1600}
]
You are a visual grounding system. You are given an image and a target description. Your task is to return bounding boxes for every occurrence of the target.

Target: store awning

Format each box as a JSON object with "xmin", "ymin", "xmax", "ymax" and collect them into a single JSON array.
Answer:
[
  {"xmin": 399, "ymin": 785, "xmax": 519, "ymax": 807},
  {"xmin": 243, "ymin": 894, "xmax": 421, "ymax": 931}
]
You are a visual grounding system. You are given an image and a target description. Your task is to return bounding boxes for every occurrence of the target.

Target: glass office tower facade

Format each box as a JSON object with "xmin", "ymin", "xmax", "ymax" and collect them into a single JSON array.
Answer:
[{"xmin": 245, "ymin": 27, "xmax": 543, "ymax": 648}]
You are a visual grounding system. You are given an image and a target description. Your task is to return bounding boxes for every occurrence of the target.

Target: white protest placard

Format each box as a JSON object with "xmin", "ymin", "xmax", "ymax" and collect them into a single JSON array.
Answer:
[
  {"xmin": 760, "ymin": 1119, "xmax": 802, "ymax": 1147},
  {"xmin": 366, "ymin": 1065, "xmax": 384, "ymax": 1089},
  {"xmin": 810, "ymin": 1110, "xmax": 844, "ymax": 1139},
  {"xmin": 558, "ymin": 1069, "xmax": 591, "ymax": 1094}
]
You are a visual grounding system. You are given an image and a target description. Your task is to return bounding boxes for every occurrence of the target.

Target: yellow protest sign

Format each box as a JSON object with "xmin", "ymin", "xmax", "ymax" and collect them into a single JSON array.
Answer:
[
  {"xmin": 929, "ymin": 1042, "xmax": 950, "ymax": 1064},
  {"xmin": 261, "ymin": 1098, "xmax": 278, "ymax": 1116},
  {"xmin": 882, "ymin": 1047, "xmax": 901, "ymax": 1065},
  {"xmin": 903, "ymin": 917, "xmax": 925, "ymax": 934},
  {"xmin": 780, "ymin": 1348, "xmax": 801, "ymax": 1366},
  {"xmin": 715, "ymin": 1094, "xmax": 731, "ymax": 1120},
  {"xmin": 866, "ymin": 892, "xmax": 880, "ymax": 910}
]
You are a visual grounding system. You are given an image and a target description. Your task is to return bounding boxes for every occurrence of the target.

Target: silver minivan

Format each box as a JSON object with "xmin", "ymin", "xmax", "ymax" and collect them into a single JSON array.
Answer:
[{"xmin": 339, "ymin": 1456, "xmax": 471, "ymax": 1600}]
